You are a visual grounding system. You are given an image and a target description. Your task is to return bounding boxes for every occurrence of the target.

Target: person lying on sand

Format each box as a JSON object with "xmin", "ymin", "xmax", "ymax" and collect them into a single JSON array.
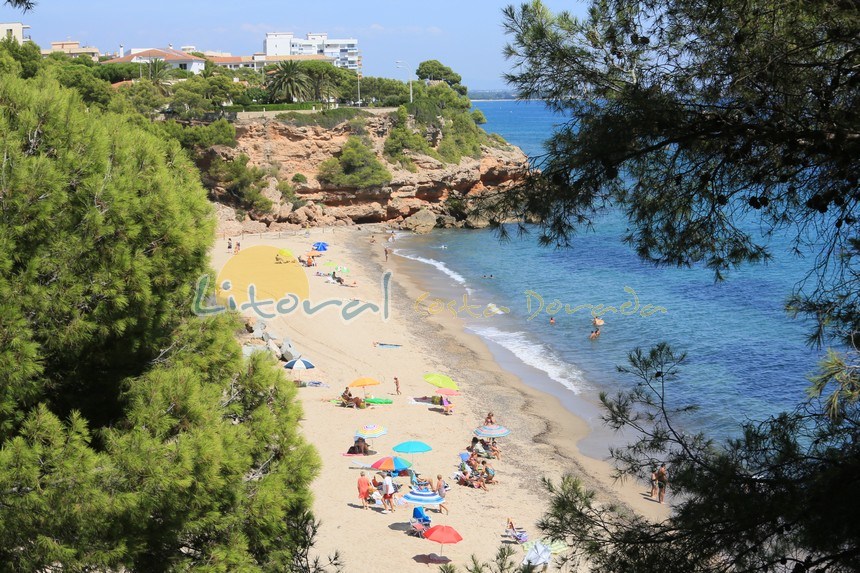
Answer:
[{"xmin": 456, "ymin": 471, "xmax": 488, "ymax": 490}]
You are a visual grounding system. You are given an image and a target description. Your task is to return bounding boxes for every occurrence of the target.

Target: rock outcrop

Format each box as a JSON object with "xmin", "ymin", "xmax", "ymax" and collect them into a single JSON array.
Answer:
[{"xmin": 213, "ymin": 113, "xmax": 529, "ymax": 234}]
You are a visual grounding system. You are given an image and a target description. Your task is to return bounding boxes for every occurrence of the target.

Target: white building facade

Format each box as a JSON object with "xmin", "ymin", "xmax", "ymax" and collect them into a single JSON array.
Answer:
[
  {"xmin": 264, "ymin": 32, "xmax": 359, "ymax": 70},
  {"xmin": 1, "ymin": 22, "xmax": 31, "ymax": 44}
]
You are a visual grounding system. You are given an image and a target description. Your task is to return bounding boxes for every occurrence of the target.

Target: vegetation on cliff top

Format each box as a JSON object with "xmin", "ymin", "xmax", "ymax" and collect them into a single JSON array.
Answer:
[{"xmin": 317, "ymin": 137, "xmax": 392, "ymax": 188}]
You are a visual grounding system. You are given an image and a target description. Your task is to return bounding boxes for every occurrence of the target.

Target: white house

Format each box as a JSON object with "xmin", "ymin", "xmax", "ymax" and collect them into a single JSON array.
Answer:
[
  {"xmin": 101, "ymin": 47, "xmax": 206, "ymax": 74},
  {"xmin": 1, "ymin": 22, "xmax": 31, "ymax": 44}
]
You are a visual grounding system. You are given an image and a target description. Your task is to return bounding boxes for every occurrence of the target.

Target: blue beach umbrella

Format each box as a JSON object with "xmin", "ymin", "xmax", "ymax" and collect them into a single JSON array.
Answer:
[
  {"xmin": 392, "ymin": 441, "xmax": 432, "ymax": 455},
  {"xmin": 284, "ymin": 358, "xmax": 315, "ymax": 379},
  {"xmin": 474, "ymin": 424, "xmax": 511, "ymax": 439},
  {"xmin": 401, "ymin": 487, "xmax": 445, "ymax": 506},
  {"xmin": 284, "ymin": 358, "xmax": 315, "ymax": 371},
  {"xmin": 312, "ymin": 242, "xmax": 329, "ymax": 251}
]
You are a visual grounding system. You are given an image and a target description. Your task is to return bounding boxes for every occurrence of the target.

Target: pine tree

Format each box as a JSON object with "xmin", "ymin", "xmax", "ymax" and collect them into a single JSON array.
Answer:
[{"xmin": 0, "ymin": 73, "xmax": 326, "ymax": 570}]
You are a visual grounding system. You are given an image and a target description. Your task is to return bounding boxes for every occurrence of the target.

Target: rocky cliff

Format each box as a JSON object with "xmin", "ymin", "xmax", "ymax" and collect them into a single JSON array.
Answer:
[{"xmin": 211, "ymin": 113, "xmax": 529, "ymax": 236}]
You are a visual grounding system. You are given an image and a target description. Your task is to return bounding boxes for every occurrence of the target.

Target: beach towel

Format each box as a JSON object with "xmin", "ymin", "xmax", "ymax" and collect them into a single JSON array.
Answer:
[
  {"xmin": 365, "ymin": 397, "xmax": 393, "ymax": 404},
  {"xmin": 375, "ymin": 343, "xmax": 402, "ymax": 348},
  {"xmin": 305, "ymin": 381, "xmax": 328, "ymax": 388},
  {"xmin": 408, "ymin": 397, "xmax": 435, "ymax": 405}
]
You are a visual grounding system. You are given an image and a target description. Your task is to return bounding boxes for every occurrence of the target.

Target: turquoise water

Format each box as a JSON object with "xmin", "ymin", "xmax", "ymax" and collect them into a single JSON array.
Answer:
[{"xmin": 394, "ymin": 100, "xmax": 825, "ymax": 440}]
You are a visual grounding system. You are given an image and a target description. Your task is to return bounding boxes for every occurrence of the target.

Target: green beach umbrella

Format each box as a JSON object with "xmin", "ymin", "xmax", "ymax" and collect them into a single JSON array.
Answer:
[{"xmin": 423, "ymin": 373, "xmax": 459, "ymax": 391}]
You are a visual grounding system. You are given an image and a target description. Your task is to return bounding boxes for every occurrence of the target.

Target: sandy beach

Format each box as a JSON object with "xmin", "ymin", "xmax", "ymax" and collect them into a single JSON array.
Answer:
[{"xmin": 211, "ymin": 227, "xmax": 669, "ymax": 571}]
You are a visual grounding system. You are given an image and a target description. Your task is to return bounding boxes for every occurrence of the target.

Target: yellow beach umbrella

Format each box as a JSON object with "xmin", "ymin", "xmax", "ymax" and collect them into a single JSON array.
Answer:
[
  {"xmin": 423, "ymin": 373, "xmax": 459, "ymax": 391},
  {"xmin": 349, "ymin": 376, "xmax": 382, "ymax": 396}
]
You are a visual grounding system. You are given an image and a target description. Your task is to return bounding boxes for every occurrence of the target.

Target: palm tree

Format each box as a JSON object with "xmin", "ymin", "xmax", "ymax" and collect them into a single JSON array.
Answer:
[
  {"xmin": 267, "ymin": 60, "xmax": 310, "ymax": 103},
  {"xmin": 3, "ymin": 0, "xmax": 35, "ymax": 10},
  {"xmin": 147, "ymin": 58, "xmax": 174, "ymax": 97}
]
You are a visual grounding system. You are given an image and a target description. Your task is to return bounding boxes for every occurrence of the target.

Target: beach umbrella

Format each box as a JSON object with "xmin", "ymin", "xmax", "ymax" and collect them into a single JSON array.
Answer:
[
  {"xmin": 435, "ymin": 388, "xmax": 460, "ymax": 397},
  {"xmin": 312, "ymin": 242, "xmax": 329, "ymax": 251},
  {"xmin": 423, "ymin": 525, "xmax": 462, "ymax": 560},
  {"xmin": 423, "ymin": 373, "xmax": 459, "ymax": 391},
  {"xmin": 522, "ymin": 541, "xmax": 552, "ymax": 567},
  {"xmin": 284, "ymin": 358, "xmax": 315, "ymax": 379},
  {"xmin": 392, "ymin": 440, "xmax": 432, "ymax": 466},
  {"xmin": 401, "ymin": 487, "xmax": 444, "ymax": 506},
  {"xmin": 284, "ymin": 358, "xmax": 315, "ymax": 370},
  {"xmin": 370, "ymin": 456, "xmax": 412, "ymax": 472},
  {"xmin": 355, "ymin": 424, "xmax": 387, "ymax": 439},
  {"xmin": 392, "ymin": 441, "xmax": 432, "ymax": 455},
  {"xmin": 523, "ymin": 539, "xmax": 568, "ymax": 555},
  {"xmin": 458, "ymin": 452, "xmax": 471, "ymax": 462},
  {"xmin": 474, "ymin": 424, "xmax": 511, "ymax": 439},
  {"xmin": 349, "ymin": 376, "xmax": 381, "ymax": 397}
]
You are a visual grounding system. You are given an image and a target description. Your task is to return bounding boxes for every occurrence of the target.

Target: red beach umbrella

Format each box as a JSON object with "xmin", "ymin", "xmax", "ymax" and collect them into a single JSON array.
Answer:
[{"xmin": 423, "ymin": 525, "xmax": 463, "ymax": 560}]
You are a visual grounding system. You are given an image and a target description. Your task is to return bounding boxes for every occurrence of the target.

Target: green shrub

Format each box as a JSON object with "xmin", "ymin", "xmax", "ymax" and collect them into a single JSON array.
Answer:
[
  {"xmin": 152, "ymin": 119, "xmax": 237, "ymax": 150},
  {"xmin": 291, "ymin": 173, "xmax": 308, "ymax": 184},
  {"xmin": 317, "ymin": 137, "xmax": 391, "ymax": 188},
  {"xmin": 278, "ymin": 180, "xmax": 307, "ymax": 208},
  {"xmin": 276, "ymin": 107, "xmax": 370, "ymax": 129},
  {"xmin": 471, "ymin": 109, "xmax": 487, "ymax": 124},
  {"xmin": 206, "ymin": 154, "xmax": 272, "ymax": 214}
]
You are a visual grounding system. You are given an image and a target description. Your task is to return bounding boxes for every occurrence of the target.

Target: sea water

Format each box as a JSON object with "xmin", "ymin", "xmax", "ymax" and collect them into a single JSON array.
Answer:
[{"xmin": 394, "ymin": 99, "xmax": 826, "ymax": 446}]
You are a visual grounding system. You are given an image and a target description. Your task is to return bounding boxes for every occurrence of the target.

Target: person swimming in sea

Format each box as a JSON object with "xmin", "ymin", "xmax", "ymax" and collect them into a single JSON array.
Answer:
[
  {"xmin": 549, "ymin": 317, "xmax": 556, "ymax": 325},
  {"xmin": 589, "ymin": 327, "xmax": 601, "ymax": 340},
  {"xmin": 592, "ymin": 316, "xmax": 605, "ymax": 327}
]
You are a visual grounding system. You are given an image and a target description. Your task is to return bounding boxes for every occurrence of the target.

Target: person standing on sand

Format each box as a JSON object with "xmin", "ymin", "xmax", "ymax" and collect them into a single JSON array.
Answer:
[
  {"xmin": 656, "ymin": 463, "xmax": 669, "ymax": 504},
  {"xmin": 357, "ymin": 471, "xmax": 372, "ymax": 510},
  {"xmin": 384, "ymin": 247, "xmax": 390, "ymax": 262},
  {"xmin": 381, "ymin": 473, "xmax": 396, "ymax": 513},
  {"xmin": 650, "ymin": 468, "xmax": 658, "ymax": 499},
  {"xmin": 394, "ymin": 376, "xmax": 401, "ymax": 395},
  {"xmin": 435, "ymin": 475, "xmax": 449, "ymax": 514}
]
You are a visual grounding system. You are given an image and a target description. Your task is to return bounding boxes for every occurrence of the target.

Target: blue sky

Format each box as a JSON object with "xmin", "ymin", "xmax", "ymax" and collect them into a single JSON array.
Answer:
[{"xmin": 2, "ymin": 0, "xmax": 584, "ymax": 89}]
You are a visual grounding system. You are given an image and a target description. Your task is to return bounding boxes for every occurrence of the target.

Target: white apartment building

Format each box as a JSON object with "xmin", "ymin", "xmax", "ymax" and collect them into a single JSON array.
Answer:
[
  {"xmin": 264, "ymin": 32, "xmax": 359, "ymax": 70},
  {"xmin": 1, "ymin": 22, "xmax": 31, "ymax": 44}
]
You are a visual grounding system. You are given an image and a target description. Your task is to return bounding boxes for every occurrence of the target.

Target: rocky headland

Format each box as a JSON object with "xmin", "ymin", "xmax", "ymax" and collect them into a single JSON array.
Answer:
[{"xmin": 209, "ymin": 113, "xmax": 529, "ymax": 236}]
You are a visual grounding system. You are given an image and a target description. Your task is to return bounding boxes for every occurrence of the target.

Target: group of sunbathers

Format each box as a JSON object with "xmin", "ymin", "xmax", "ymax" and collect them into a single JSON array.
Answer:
[{"xmin": 455, "ymin": 412, "xmax": 503, "ymax": 489}]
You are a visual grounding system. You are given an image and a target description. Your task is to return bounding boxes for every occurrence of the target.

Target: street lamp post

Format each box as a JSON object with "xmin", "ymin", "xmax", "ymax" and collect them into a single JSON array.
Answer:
[{"xmin": 395, "ymin": 60, "xmax": 413, "ymax": 104}]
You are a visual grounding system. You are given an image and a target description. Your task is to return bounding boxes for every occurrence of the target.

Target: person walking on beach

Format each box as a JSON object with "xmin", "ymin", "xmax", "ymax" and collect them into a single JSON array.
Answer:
[
  {"xmin": 384, "ymin": 246, "xmax": 390, "ymax": 262},
  {"xmin": 235, "ymin": 241, "xmax": 241, "ymax": 254},
  {"xmin": 381, "ymin": 473, "xmax": 396, "ymax": 513},
  {"xmin": 394, "ymin": 376, "xmax": 401, "ymax": 395},
  {"xmin": 656, "ymin": 463, "xmax": 669, "ymax": 504},
  {"xmin": 650, "ymin": 468, "xmax": 658, "ymax": 499},
  {"xmin": 357, "ymin": 471, "xmax": 372, "ymax": 510},
  {"xmin": 435, "ymin": 474, "xmax": 449, "ymax": 515},
  {"xmin": 227, "ymin": 238, "xmax": 233, "ymax": 253}
]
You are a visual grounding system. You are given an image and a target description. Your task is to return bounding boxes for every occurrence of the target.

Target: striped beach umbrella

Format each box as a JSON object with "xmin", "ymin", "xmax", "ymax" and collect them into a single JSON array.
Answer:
[
  {"xmin": 401, "ymin": 487, "xmax": 445, "ymax": 506},
  {"xmin": 473, "ymin": 424, "xmax": 511, "ymax": 439},
  {"xmin": 370, "ymin": 456, "xmax": 412, "ymax": 472},
  {"xmin": 355, "ymin": 424, "xmax": 387, "ymax": 439},
  {"xmin": 284, "ymin": 358, "xmax": 315, "ymax": 371}
]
